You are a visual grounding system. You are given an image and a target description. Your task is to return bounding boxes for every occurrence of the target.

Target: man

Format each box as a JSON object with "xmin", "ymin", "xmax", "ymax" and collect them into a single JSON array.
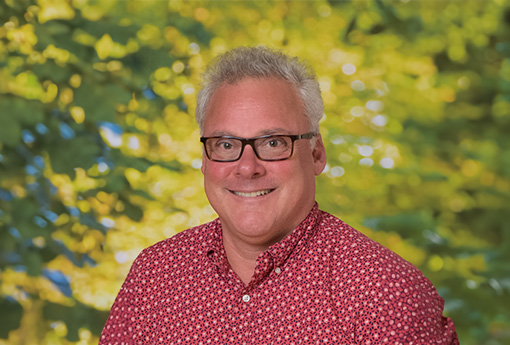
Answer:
[{"xmin": 100, "ymin": 46, "xmax": 458, "ymax": 344}]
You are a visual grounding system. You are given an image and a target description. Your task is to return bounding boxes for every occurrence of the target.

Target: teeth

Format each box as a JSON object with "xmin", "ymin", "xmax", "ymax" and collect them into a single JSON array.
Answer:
[{"xmin": 233, "ymin": 189, "xmax": 273, "ymax": 197}]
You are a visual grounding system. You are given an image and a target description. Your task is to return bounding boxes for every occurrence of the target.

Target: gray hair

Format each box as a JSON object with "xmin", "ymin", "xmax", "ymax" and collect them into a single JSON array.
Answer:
[{"xmin": 195, "ymin": 46, "xmax": 324, "ymax": 134}]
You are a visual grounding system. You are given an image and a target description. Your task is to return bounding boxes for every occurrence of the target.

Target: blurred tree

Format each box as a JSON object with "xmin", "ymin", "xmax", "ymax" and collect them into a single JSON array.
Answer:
[
  {"xmin": 0, "ymin": 0, "xmax": 509, "ymax": 344},
  {"xmin": 0, "ymin": 0, "xmax": 207, "ymax": 343}
]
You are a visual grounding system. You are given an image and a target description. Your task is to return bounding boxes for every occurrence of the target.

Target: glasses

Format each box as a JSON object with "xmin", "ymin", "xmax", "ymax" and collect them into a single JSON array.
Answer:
[{"xmin": 200, "ymin": 132, "xmax": 315, "ymax": 162}]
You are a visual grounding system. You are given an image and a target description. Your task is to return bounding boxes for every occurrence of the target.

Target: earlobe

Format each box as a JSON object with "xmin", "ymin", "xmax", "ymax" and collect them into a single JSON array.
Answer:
[
  {"xmin": 312, "ymin": 135, "xmax": 327, "ymax": 176},
  {"xmin": 201, "ymin": 155, "xmax": 206, "ymax": 174}
]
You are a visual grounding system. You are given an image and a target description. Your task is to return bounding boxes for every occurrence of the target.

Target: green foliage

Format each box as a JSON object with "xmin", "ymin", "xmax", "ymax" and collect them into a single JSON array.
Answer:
[
  {"xmin": 43, "ymin": 301, "xmax": 107, "ymax": 342},
  {"xmin": 0, "ymin": 299, "xmax": 22, "ymax": 338},
  {"xmin": 0, "ymin": 0, "xmax": 509, "ymax": 344}
]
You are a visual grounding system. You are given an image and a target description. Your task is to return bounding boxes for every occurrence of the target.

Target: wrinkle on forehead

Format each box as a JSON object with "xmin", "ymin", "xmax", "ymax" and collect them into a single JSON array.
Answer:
[
  {"xmin": 208, "ymin": 128, "xmax": 294, "ymax": 138},
  {"xmin": 203, "ymin": 78, "xmax": 310, "ymax": 138}
]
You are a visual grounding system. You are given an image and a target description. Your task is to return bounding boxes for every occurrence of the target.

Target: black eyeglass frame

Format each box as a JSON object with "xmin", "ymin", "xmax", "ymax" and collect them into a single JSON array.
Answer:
[{"xmin": 200, "ymin": 132, "xmax": 316, "ymax": 162}]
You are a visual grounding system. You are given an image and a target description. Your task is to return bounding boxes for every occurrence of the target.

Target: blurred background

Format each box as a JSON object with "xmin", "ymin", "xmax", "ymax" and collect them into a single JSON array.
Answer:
[{"xmin": 1, "ymin": 0, "xmax": 509, "ymax": 344}]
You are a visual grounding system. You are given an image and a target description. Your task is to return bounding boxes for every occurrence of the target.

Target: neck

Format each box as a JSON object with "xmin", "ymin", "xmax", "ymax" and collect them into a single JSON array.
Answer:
[
  {"xmin": 222, "ymin": 232, "xmax": 267, "ymax": 285},
  {"xmin": 218, "ymin": 203, "xmax": 317, "ymax": 285}
]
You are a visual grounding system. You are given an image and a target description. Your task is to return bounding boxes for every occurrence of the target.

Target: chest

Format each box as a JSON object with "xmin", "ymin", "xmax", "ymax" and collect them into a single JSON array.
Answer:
[{"xmin": 133, "ymin": 260, "xmax": 355, "ymax": 344}]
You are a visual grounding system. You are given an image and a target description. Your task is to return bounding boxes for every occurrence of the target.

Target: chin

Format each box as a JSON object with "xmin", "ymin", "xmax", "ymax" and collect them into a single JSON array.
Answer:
[{"xmin": 226, "ymin": 213, "xmax": 278, "ymax": 239}]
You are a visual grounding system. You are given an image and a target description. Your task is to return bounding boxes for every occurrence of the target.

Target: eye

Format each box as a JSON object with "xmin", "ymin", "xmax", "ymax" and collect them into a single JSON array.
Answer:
[
  {"xmin": 268, "ymin": 139, "xmax": 280, "ymax": 147},
  {"xmin": 261, "ymin": 137, "xmax": 287, "ymax": 149},
  {"xmin": 220, "ymin": 142, "xmax": 232, "ymax": 149},
  {"xmin": 214, "ymin": 139, "xmax": 236, "ymax": 150}
]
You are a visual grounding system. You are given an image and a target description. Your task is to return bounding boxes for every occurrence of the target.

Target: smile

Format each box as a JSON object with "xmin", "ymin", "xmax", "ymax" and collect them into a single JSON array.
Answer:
[{"xmin": 230, "ymin": 189, "xmax": 275, "ymax": 197}]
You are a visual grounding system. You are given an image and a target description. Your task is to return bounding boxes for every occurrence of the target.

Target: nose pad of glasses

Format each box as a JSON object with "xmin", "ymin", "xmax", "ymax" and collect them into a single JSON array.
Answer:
[
  {"xmin": 239, "ymin": 141, "xmax": 261, "ymax": 161},
  {"xmin": 233, "ymin": 144, "xmax": 266, "ymax": 177}
]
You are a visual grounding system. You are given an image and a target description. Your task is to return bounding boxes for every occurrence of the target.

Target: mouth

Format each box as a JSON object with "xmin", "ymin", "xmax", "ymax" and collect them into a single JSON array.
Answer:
[{"xmin": 229, "ymin": 189, "xmax": 275, "ymax": 197}]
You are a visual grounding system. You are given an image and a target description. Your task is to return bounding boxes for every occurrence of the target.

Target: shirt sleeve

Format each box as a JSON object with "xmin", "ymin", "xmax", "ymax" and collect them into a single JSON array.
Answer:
[
  {"xmin": 353, "ymin": 253, "xmax": 459, "ymax": 344},
  {"xmin": 99, "ymin": 252, "xmax": 143, "ymax": 345},
  {"xmin": 328, "ymin": 228, "xmax": 459, "ymax": 345}
]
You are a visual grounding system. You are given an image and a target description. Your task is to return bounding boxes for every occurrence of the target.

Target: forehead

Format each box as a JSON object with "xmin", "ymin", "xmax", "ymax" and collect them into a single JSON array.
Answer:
[{"xmin": 203, "ymin": 77, "xmax": 309, "ymax": 137}]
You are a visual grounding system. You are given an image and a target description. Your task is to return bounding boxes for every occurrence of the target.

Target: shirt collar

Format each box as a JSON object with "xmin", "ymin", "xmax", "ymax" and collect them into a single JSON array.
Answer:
[
  {"xmin": 266, "ymin": 202, "xmax": 321, "ymax": 268},
  {"xmin": 205, "ymin": 203, "xmax": 322, "ymax": 269},
  {"xmin": 205, "ymin": 218, "xmax": 224, "ymax": 259}
]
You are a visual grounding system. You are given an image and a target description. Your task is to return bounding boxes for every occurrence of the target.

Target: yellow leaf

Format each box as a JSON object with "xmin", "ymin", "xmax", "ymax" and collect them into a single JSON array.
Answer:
[
  {"xmin": 37, "ymin": 0, "xmax": 75, "ymax": 24},
  {"xmin": 95, "ymin": 34, "xmax": 114, "ymax": 60}
]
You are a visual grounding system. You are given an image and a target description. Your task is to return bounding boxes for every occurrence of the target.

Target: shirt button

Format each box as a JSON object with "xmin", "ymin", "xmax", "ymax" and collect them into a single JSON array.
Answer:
[
  {"xmin": 242, "ymin": 294, "xmax": 251, "ymax": 303},
  {"xmin": 275, "ymin": 267, "xmax": 282, "ymax": 274}
]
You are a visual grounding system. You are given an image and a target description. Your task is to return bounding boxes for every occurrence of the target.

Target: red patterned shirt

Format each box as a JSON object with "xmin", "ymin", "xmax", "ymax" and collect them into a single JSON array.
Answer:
[{"xmin": 100, "ymin": 204, "xmax": 458, "ymax": 344}]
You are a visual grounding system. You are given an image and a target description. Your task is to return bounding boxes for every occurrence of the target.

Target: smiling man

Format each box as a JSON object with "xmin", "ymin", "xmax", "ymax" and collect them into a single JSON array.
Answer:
[{"xmin": 100, "ymin": 47, "xmax": 458, "ymax": 344}]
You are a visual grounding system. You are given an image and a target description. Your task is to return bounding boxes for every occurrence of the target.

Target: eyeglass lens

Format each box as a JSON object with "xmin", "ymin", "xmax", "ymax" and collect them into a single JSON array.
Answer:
[{"xmin": 206, "ymin": 136, "xmax": 293, "ymax": 161}]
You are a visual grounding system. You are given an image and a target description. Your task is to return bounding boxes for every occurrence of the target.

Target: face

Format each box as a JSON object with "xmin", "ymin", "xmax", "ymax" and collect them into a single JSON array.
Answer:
[{"xmin": 201, "ymin": 77, "xmax": 327, "ymax": 248}]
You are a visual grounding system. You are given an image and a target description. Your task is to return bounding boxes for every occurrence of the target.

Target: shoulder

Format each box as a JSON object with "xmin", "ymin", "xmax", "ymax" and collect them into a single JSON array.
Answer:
[
  {"xmin": 133, "ymin": 218, "xmax": 219, "ymax": 268},
  {"xmin": 316, "ymin": 209, "xmax": 439, "ymax": 306},
  {"xmin": 316, "ymin": 209, "xmax": 418, "ymax": 272},
  {"xmin": 317, "ymin": 210, "xmax": 455, "ymax": 341}
]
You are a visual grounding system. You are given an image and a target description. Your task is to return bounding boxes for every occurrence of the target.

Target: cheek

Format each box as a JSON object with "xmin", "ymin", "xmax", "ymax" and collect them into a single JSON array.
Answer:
[
  {"xmin": 203, "ymin": 162, "xmax": 231, "ymax": 183},
  {"xmin": 269, "ymin": 161, "xmax": 305, "ymax": 184},
  {"xmin": 292, "ymin": 150, "xmax": 316, "ymax": 176}
]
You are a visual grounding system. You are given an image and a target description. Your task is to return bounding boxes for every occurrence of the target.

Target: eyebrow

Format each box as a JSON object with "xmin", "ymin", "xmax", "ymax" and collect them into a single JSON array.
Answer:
[{"xmin": 208, "ymin": 128, "xmax": 291, "ymax": 137}]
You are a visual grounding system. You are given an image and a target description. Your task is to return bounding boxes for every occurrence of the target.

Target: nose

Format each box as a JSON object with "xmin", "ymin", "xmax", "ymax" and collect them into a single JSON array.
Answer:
[{"xmin": 234, "ymin": 144, "xmax": 266, "ymax": 178}]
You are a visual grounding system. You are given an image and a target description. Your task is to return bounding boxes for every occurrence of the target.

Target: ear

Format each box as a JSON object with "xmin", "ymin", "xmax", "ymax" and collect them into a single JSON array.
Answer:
[
  {"xmin": 201, "ymin": 151, "xmax": 206, "ymax": 174},
  {"xmin": 312, "ymin": 134, "xmax": 327, "ymax": 176}
]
